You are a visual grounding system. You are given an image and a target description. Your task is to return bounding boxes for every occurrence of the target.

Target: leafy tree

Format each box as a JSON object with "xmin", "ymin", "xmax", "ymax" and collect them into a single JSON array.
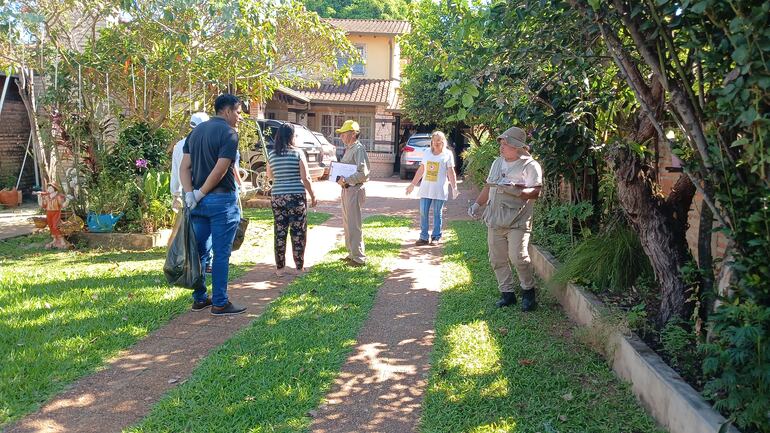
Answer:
[
  {"xmin": 0, "ymin": 0, "xmax": 356, "ymax": 184},
  {"xmin": 404, "ymin": 0, "xmax": 769, "ymax": 429},
  {"xmin": 302, "ymin": 0, "xmax": 412, "ymax": 20}
]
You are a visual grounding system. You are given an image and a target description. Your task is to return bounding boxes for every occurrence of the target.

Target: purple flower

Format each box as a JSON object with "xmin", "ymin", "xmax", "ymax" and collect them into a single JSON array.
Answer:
[{"xmin": 135, "ymin": 159, "xmax": 148, "ymax": 169}]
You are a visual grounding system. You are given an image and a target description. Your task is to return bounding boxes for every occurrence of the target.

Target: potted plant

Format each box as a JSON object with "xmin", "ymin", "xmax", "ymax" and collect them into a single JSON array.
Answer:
[
  {"xmin": 0, "ymin": 172, "xmax": 21, "ymax": 207},
  {"xmin": 85, "ymin": 175, "xmax": 131, "ymax": 232}
]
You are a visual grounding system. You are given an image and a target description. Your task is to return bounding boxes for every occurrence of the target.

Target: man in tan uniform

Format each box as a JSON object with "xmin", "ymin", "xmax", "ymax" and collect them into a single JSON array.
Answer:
[
  {"xmin": 468, "ymin": 126, "xmax": 543, "ymax": 311},
  {"xmin": 336, "ymin": 120, "xmax": 370, "ymax": 266}
]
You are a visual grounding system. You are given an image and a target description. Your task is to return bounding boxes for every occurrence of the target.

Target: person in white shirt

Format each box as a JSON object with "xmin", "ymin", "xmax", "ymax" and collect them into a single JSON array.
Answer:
[
  {"xmin": 405, "ymin": 131, "xmax": 458, "ymax": 246},
  {"xmin": 168, "ymin": 112, "xmax": 210, "ymax": 247},
  {"xmin": 171, "ymin": 112, "xmax": 210, "ymax": 205},
  {"xmin": 468, "ymin": 126, "xmax": 543, "ymax": 312}
]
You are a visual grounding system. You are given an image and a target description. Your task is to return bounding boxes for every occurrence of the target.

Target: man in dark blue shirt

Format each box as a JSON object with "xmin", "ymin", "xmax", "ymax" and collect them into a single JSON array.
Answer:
[{"xmin": 181, "ymin": 94, "xmax": 246, "ymax": 316}]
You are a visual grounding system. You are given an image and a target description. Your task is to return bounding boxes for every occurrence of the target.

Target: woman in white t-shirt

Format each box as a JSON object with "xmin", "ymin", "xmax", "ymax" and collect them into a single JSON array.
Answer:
[{"xmin": 405, "ymin": 131, "xmax": 458, "ymax": 245}]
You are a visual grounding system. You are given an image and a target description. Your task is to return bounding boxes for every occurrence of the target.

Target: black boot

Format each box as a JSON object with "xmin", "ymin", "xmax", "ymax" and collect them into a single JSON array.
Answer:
[
  {"xmin": 521, "ymin": 289, "xmax": 537, "ymax": 312},
  {"xmin": 495, "ymin": 292, "xmax": 517, "ymax": 308}
]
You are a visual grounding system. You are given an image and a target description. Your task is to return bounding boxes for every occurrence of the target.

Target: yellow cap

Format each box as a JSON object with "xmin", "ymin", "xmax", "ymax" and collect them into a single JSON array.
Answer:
[{"xmin": 335, "ymin": 120, "xmax": 360, "ymax": 134}]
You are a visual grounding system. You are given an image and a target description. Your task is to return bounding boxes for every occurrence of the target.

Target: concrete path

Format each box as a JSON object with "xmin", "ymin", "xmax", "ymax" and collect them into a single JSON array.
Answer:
[
  {"xmin": 4, "ymin": 177, "xmax": 476, "ymax": 433},
  {"xmin": 0, "ymin": 203, "xmax": 38, "ymax": 241}
]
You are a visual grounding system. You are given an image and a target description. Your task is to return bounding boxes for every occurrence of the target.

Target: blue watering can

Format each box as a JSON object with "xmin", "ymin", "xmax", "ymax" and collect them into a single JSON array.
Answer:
[{"xmin": 86, "ymin": 212, "xmax": 124, "ymax": 233}]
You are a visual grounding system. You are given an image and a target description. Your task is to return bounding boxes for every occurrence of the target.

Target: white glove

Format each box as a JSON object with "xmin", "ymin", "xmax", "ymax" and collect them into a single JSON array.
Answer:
[
  {"xmin": 185, "ymin": 189, "xmax": 205, "ymax": 209},
  {"xmin": 184, "ymin": 192, "xmax": 197, "ymax": 209},
  {"xmin": 468, "ymin": 202, "xmax": 480, "ymax": 218}
]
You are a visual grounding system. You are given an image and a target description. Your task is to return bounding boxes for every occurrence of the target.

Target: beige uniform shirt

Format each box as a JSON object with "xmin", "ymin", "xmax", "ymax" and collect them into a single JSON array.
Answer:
[
  {"xmin": 483, "ymin": 156, "xmax": 543, "ymax": 231},
  {"xmin": 340, "ymin": 141, "xmax": 370, "ymax": 186}
]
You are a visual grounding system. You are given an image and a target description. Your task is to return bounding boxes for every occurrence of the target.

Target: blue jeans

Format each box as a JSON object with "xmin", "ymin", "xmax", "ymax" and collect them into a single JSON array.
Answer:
[
  {"xmin": 190, "ymin": 192, "xmax": 240, "ymax": 307},
  {"xmin": 419, "ymin": 197, "xmax": 445, "ymax": 241}
]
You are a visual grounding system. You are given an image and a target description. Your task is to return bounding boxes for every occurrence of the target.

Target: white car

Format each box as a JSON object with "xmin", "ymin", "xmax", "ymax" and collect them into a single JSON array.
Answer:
[{"xmin": 399, "ymin": 133, "xmax": 431, "ymax": 179}]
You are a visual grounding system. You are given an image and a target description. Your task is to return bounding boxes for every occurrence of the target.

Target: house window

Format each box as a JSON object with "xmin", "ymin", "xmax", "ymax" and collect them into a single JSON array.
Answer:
[
  {"xmin": 321, "ymin": 113, "xmax": 376, "ymax": 155},
  {"xmin": 337, "ymin": 45, "xmax": 366, "ymax": 77}
]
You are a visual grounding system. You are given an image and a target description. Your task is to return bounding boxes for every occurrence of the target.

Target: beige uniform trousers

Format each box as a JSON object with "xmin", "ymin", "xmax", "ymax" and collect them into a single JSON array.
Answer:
[
  {"xmin": 488, "ymin": 226, "xmax": 536, "ymax": 292},
  {"xmin": 342, "ymin": 184, "xmax": 366, "ymax": 263}
]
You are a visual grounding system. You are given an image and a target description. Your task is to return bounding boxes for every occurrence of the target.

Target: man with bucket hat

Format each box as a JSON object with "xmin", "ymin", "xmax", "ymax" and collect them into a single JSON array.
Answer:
[
  {"xmin": 468, "ymin": 125, "xmax": 543, "ymax": 312},
  {"xmin": 335, "ymin": 119, "xmax": 370, "ymax": 266}
]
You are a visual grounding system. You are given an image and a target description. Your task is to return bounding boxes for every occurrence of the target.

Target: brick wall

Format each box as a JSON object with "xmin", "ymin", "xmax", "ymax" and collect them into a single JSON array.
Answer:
[
  {"xmin": 368, "ymin": 152, "xmax": 395, "ymax": 178},
  {"xmin": 657, "ymin": 142, "xmax": 728, "ymax": 263},
  {"xmin": 0, "ymin": 99, "xmax": 35, "ymax": 192}
]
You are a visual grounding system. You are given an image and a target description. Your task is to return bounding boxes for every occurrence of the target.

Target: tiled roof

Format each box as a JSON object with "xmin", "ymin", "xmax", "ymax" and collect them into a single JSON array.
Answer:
[
  {"xmin": 326, "ymin": 19, "xmax": 411, "ymax": 35},
  {"xmin": 297, "ymin": 79, "xmax": 394, "ymax": 105},
  {"xmin": 275, "ymin": 85, "xmax": 310, "ymax": 103}
]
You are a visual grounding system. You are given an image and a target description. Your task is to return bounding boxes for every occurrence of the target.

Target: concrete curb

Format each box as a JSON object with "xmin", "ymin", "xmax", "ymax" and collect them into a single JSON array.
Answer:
[{"xmin": 529, "ymin": 244, "xmax": 739, "ymax": 433}]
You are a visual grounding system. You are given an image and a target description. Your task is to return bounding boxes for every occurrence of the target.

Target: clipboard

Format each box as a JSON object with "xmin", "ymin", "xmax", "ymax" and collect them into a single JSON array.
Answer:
[{"xmin": 329, "ymin": 161, "xmax": 357, "ymax": 182}]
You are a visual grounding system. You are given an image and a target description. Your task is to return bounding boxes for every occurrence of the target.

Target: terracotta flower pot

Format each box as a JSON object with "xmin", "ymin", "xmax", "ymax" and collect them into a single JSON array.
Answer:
[{"xmin": 0, "ymin": 189, "xmax": 21, "ymax": 207}]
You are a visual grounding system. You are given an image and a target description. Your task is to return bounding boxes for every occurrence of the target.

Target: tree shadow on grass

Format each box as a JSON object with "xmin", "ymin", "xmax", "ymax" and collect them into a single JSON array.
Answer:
[
  {"xmin": 128, "ymin": 217, "xmax": 407, "ymax": 433},
  {"xmin": 0, "ymin": 271, "xmax": 190, "ymax": 429}
]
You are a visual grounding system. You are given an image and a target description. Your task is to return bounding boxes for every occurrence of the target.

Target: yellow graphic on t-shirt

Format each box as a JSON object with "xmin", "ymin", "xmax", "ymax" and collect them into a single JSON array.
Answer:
[{"xmin": 425, "ymin": 161, "xmax": 440, "ymax": 182}]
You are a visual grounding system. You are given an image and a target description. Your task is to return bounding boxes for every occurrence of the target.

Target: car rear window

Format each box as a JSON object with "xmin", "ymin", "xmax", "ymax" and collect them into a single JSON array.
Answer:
[
  {"xmin": 408, "ymin": 138, "xmax": 431, "ymax": 147},
  {"xmin": 314, "ymin": 134, "xmax": 332, "ymax": 146},
  {"xmin": 294, "ymin": 128, "xmax": 320, "ymax": 147}
]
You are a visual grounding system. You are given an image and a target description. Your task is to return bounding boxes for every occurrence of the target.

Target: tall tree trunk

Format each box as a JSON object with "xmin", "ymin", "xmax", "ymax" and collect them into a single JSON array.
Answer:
[
  {"xmin": 612, "ymin": 77, "xmax": 695, "ymax": 326},
  {"xmin": 611, "ymin": 147, "xmax": 695, "ymax": 325},
  {"xmin": 566, "ymin": 0, "xmax": 698, "ymax": 325}
]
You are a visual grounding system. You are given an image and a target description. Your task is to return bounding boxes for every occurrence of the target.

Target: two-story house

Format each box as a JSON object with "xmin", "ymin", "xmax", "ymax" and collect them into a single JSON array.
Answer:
[{"xmin": 260, "ymin": 19, "xmax": 410, "ymax": 177}]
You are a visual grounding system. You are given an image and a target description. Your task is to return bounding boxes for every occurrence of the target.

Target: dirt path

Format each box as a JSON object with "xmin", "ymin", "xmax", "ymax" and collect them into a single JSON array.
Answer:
[{"xmin": 309, "ymin": 180, "xmax": 475, "ymax": 433}]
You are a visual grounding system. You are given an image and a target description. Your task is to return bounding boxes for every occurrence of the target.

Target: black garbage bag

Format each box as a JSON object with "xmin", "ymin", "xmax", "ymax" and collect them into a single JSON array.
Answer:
[
  {"xmin": 231, "ymin": 217, "xmax": 249, "ymax": 251},
  {"xmin": 164, "ymin": 207, "xmax": 205, "ymax": 290}
]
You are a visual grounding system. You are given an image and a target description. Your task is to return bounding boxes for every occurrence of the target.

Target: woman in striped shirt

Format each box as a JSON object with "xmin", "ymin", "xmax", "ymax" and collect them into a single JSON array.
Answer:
[{"xmin": 266, "ymin": 123, "xmax": 318, "ymax": 276}]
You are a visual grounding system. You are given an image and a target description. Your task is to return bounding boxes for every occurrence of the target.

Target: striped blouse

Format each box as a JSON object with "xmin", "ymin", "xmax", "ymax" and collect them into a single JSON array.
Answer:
[{"xmin": 268, "ymin": 149, "xmax": 306, "ymax": 195}]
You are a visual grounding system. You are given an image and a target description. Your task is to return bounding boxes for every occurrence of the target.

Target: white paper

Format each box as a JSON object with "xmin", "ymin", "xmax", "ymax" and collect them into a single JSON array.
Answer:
[{"xmin": 329, "ymin": 162, "xmax": 357, "ymax": 182}]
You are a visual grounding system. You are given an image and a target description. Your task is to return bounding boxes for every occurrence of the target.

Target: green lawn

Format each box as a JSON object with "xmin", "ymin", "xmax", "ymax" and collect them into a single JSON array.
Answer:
[
  {"xmin": 0, "ymin": 209, "xmax": 329, "ymax": 429},
  {"xmin": 125, "ymin": 216, "xmax": 410, "ymax": 433},
  {"xmin": 419, "ymin": 221, "xmax": 663, "ymax": 433}
]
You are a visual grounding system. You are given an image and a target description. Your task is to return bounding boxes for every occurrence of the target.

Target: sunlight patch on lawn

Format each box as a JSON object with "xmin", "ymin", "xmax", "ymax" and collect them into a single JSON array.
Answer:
[
  {"xmin": 445, "ymin": 321, "xmax": 502, "ymax": 376},
  {"xmin": 467, "ymin": 420, "xmax": 517, "ymax": 433}
]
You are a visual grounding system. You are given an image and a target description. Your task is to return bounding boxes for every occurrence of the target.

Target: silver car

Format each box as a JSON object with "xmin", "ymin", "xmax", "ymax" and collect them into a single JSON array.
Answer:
[
  {"xmin": 399, "ymin": 133, "xmax": 431, "ymax": 179},
  {"xmin": 313, "ymin": 132, "xmax": 338, "ymax": 180}
]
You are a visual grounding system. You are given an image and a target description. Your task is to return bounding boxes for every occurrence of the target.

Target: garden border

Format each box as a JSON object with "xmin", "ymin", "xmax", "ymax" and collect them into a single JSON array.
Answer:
[
  {"xmin": 529, "ymin": 244, "xmax": 739, "ymax": 433},
  {"xmin": 68, "ymin": 229, "xmax": 172, "ymax": 250}
]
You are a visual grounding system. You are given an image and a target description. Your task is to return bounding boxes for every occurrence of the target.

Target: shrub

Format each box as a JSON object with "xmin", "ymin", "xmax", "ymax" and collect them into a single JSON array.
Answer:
[
  {"xmin": 102, "ymin": 122, "xmax": 171, "ymax": 178},
  {"xmin": 702, "ymin": 301, "xmax": 770, "ymax": 432},
  {"xmin": 137, "ymin": 170, "xmax": 173, "ymax": 233},
  {"xmin": 532, "ymin": 195, "xmax": 593, "ymax": 260},
  {"xmin": 85, "ymin": 173, "xmax": 132, "ymax": 215},
  {"xmin": 461, "ymin": 137, "xmax": 498, "ymax": 187},
  {"xmin": 552, "ymin": 220, "xmax": 653, "ymax": 293},
  {"xmin": 660, "ymin": 318, "xmax": 702, "ymax": 386}
]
